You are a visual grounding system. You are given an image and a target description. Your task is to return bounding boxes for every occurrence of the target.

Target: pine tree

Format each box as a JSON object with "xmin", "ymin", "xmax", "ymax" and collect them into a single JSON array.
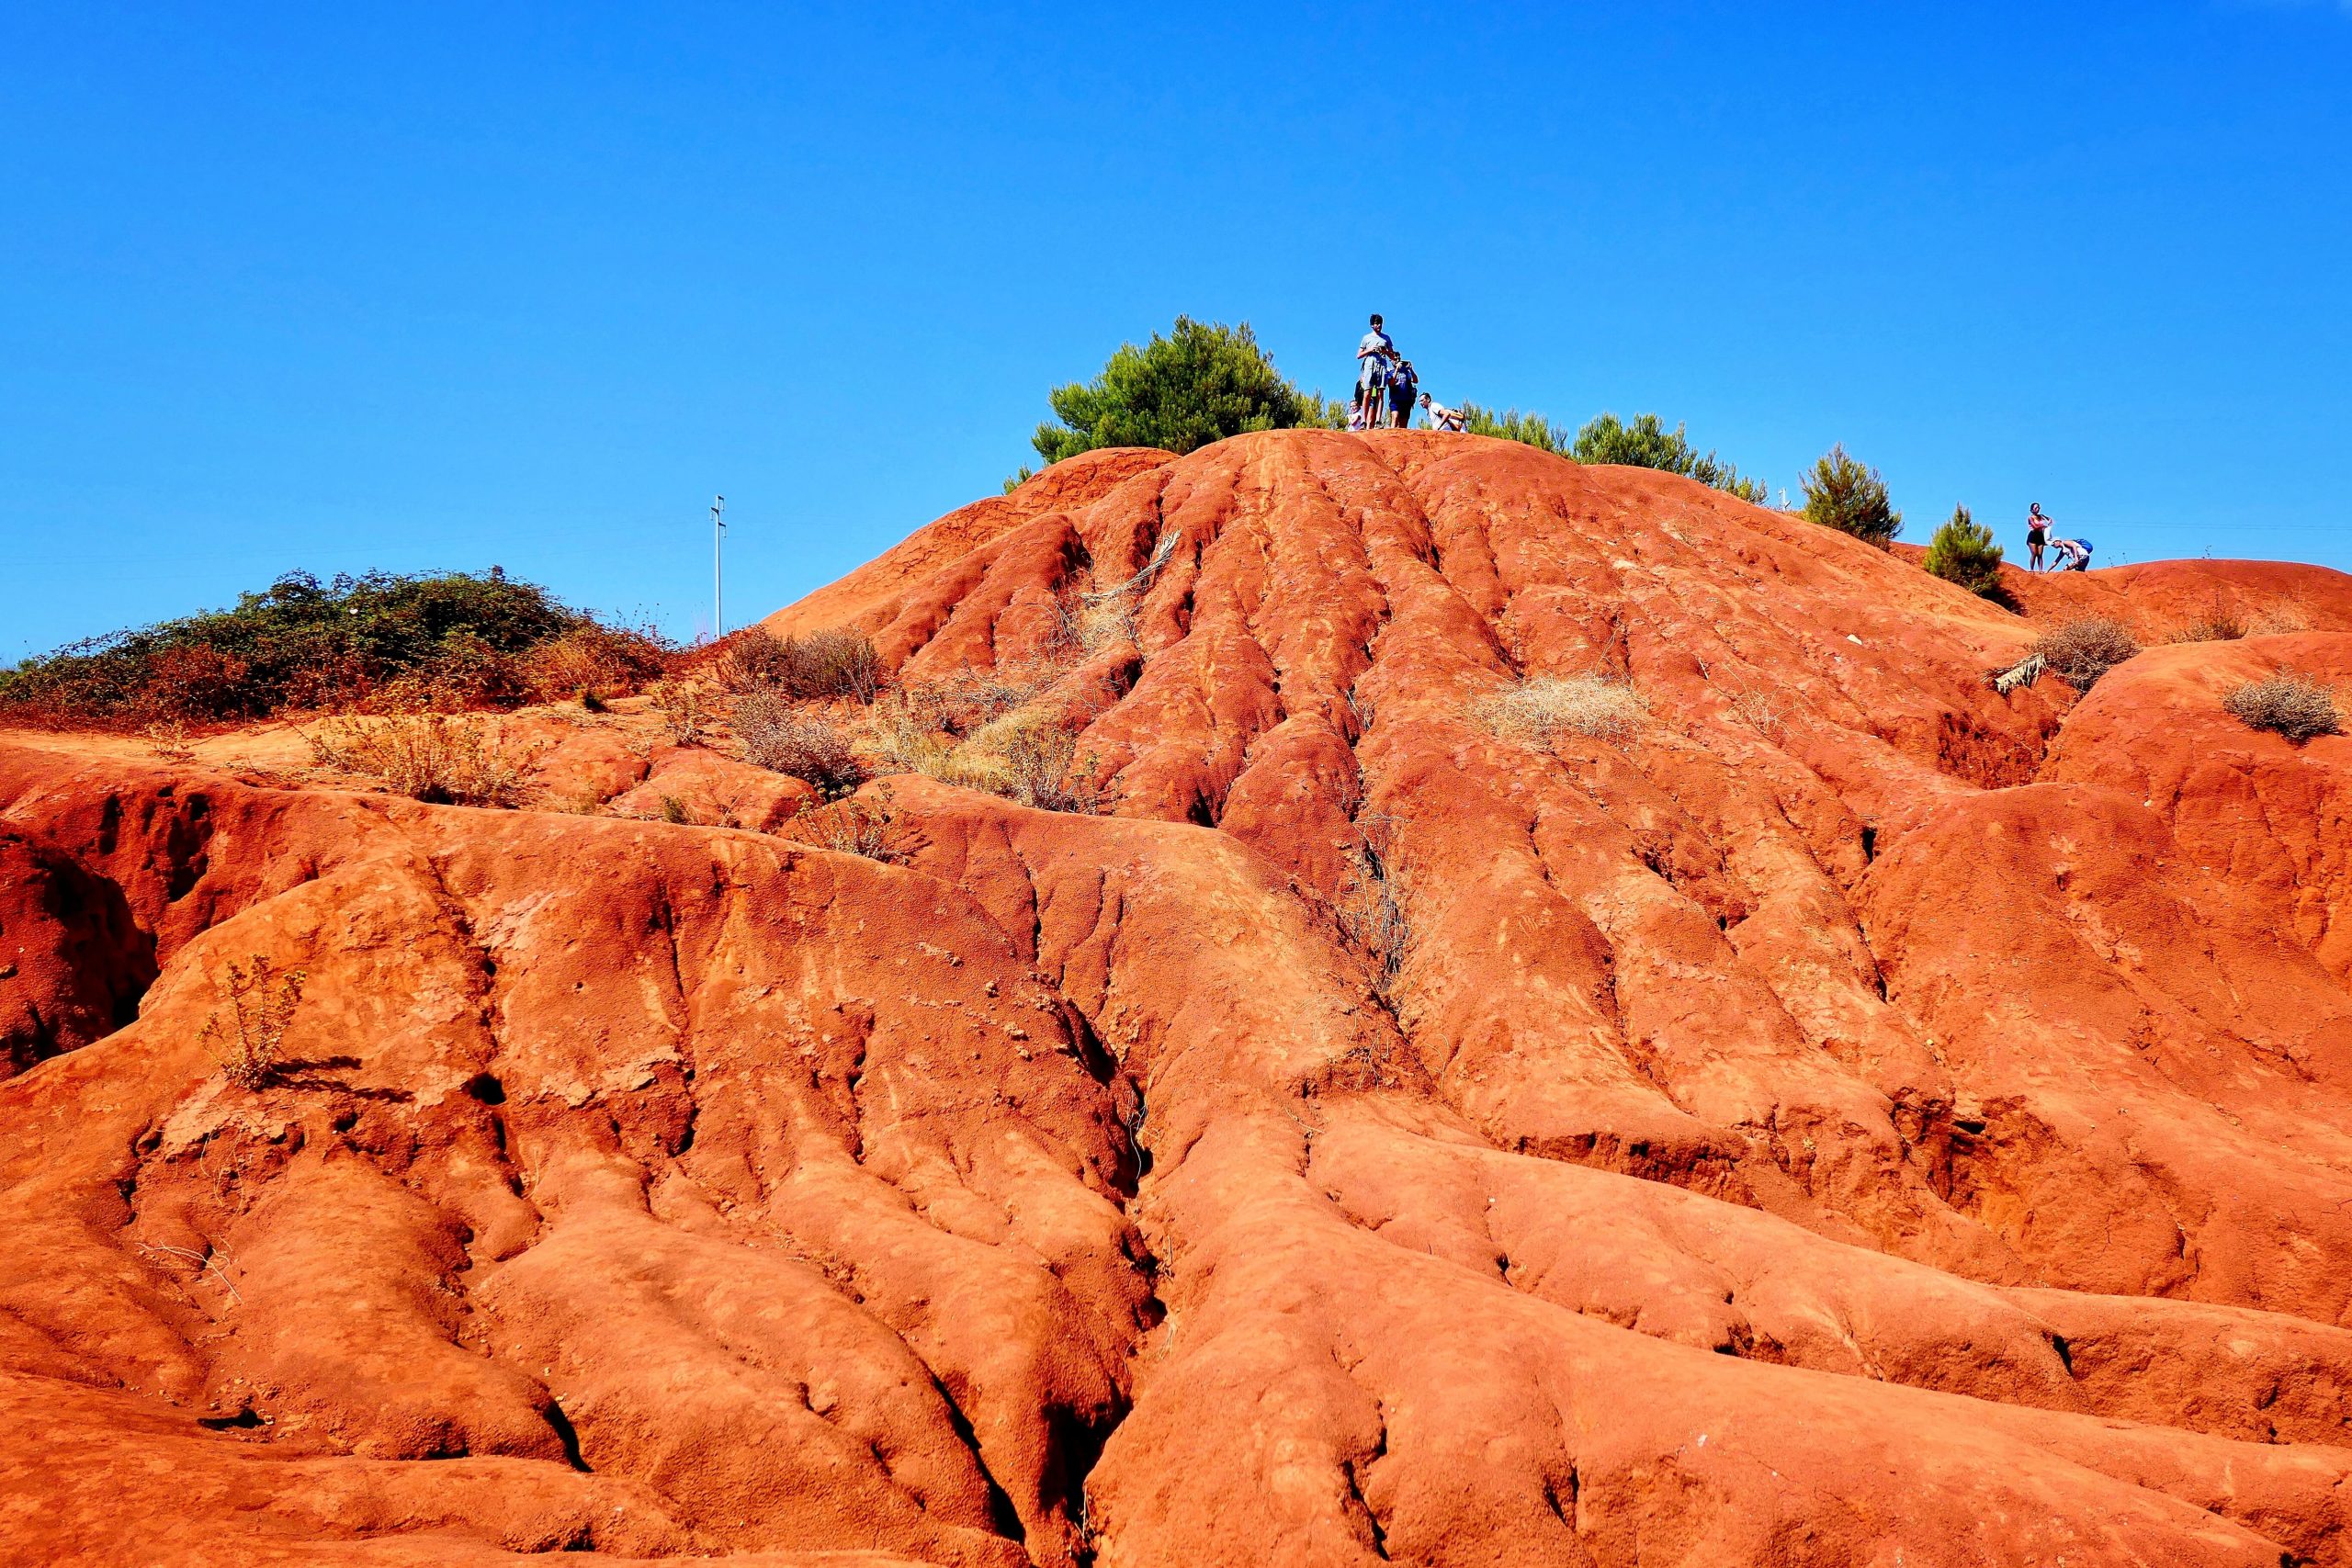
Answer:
[
  {"xmin": 1922, "ymin": 504, "xmax": 2006, "ymax": 597},
  {"xmin": 1802, "ymin": 445, "xmax": 1902, "ymax": 547}
]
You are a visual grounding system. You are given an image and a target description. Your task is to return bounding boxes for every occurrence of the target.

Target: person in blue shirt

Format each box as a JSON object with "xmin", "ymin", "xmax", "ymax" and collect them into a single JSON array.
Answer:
[
  {"xmin": 1353, "ymin": 314, "xmax": 1396, "ymax": 426},
  {"xmin": 1386, "ymin": 359, "xmax": 1419, "ymax": 428}
]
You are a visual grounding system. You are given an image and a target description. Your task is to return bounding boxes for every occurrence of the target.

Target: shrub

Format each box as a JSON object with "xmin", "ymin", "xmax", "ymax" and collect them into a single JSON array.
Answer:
[
  {"xmin": 1459, "ymin": 407, "xmax": 1763, "ymax": 500},
  {"xmin": 1032, "ymin": 316, "xmax": 1339, "ymax": 464},
  {"xmin": 307, "ymin": 714, "xmax": 536, "ymax": 807},
  {"xmin": 734, "ymin": 693, "xmax": 866, "ymax": 795},
  {"xmin": 1462, "ymin": 405, "xmax": 1573, "ymax": 453},
  {"xmin": 1476, "ymin": 673, "xmax": 1646, "ymax": 745},
  {"xmin": 2167, "ymin": 594, "xmax": 2247, "ymax": 644},
  {"xmin": 526, "ymin": 623, "xmax": 670, "ymax": 703},
  {"xmin": 2032, "ymin": 617, "xmax": 2140, "ymax": 692},
  {"xmin": 650, "ymin": 679, "xmax": 709, "ymax": 745},
  {"xmin": 0, "ymin": 570, "xmax": 666, "ymax": 729},
  {"xmin": 786, "ymin": 783, "xmax": 903, "ymax": 863},
  {"xmin": 1922, "ymin": 505, "xmax": 2006, "ymax": 597},
  {"xmin": 718, "ymin": 627, "xmax": 881, "ymax": 703},
  {"xmin": 1339, "ymin": 847, "xmax": 1412, "ymax": 1012},
  {"xmin": 2224, "ymin": 672, "xmax": 2340, "ymax": 742},
  {"xmin": 1571, "ymin": 412, "xmax": 1766, "ymax": 502},
  {"xmin": 199, "ymin": 954, "xmax": 307, "ymax": 1090},
  {"xmin": 1803, "ymin": 445, "xmax": 1902, "ymax": 547}
]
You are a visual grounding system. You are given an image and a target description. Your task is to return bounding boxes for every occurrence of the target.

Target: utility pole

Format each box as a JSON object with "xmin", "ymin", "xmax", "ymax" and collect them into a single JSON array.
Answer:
[{"xmin": 711, "ymin": 495, "xmax": 726, "ymax": 640}]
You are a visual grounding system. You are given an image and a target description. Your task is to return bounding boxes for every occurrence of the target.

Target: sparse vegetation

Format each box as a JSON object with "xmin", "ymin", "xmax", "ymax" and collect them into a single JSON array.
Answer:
[
  {"xmin": 307, "ymin": 713, "xmax": 537, "ymax": 807},
  {"xmin": 1803, "ymin": 446, "xmax": 1902, "ymax": 547},
  {"xmin": 718, "ymin": 627, "xmax": 882, "ymax": 702},
  {"xmin": 1727, "ymin": 689, "xmax": 1786, "ymax": 742},
  {"xmin": 733, "ymin": 693, "xmax": 866, "ymax": 795},
  {"xmin": 2032, "ymin": 617, "xmax": 2141, "ymax": 693},
  {"xmin": 1030, "ymin": 316, "xmax": 1340, "ymax": 467},
  {"xmin": 2167, "ymin": 594, "xmax": 2247, "ymax": 644},
  {"xmin": 1922, "ymin": 505, "xmax": 2006, "ymax": 597},
  {"xmin": 650, "ymin": 679, "xmax": 710, "ymax": 746},
  {"xmin": 199, "ymin": 954, "xmax": 307, "ymax": 1090},
  {"xmin": 1476, "ymin": 672, "xmax": 1647, "ymax": 746},
  {"xmin": 0, "ymin": 570, "xmax": 670, "ymax": 729},
  {"xmin": 787, "ymin": 783, "xmax": 903, "ymax": 863},
  {"xmin": 2224, "ymin": 672, "xmax": 2340, "ymax": 742}
]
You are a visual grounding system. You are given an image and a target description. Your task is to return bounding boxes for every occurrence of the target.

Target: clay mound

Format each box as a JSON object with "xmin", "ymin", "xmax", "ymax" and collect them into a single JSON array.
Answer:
[{"xmin": 6, "ymin": 427, "xmax": 2352, "ymax": 1566}]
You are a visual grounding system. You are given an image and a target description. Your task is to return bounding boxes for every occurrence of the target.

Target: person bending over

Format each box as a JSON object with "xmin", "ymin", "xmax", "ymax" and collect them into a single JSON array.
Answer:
[
  {"xmin": 1419, "ymin": 392, "xmax": 1467, "ymax": 433},
  {"xmin": 2049, "ymin": 536, "xmax": 2093, "ymax": 572}
]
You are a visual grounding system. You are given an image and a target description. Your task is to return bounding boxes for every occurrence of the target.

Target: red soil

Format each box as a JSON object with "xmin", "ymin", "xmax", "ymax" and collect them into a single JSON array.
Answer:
[{"xmin": 8, "ymin": 429, "xmax": 2352, "ymax": 1564}]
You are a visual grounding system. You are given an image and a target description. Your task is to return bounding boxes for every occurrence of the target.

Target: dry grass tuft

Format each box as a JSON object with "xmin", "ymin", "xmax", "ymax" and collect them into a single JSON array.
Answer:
[
  {"xmin": 199, "ymin": 953, "xmax": 306, "ymax": 1090},
  {"xmin": 734, "ymin": 693, "xmax": 866, "ymax": 795},
  {"xmin": 1726, "ymin": 690, "xmax": 1785, "ymax": 742},
  {"xmin": 1476, "ymin": 672, "xmax": 1647, "ymax": 745},
  {"xmin": 2224, "ymin": 672, "xmax": 2341, "ymax": 743},
  {"xmin": 307, "ymin": 714, "xmax": 536, "ymax": 807},
  {"xmin": 786, "ymin": 783, "xmax": 904, "ymax": 863},
  {"xmin": 718, "ymin": 627, "xmax": 882, "ymax": 702},
  {"xmin": 2031, "ymin": 617, "xmax": 2141, "ymax": 693},
  {"xmin": 650, "ymin": 679, "xmax": 711, "ymax": 745}
]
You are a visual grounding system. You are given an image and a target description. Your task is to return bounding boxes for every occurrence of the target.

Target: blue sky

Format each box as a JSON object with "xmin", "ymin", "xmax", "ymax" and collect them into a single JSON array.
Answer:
[{"xmin": 5, "ymin": 3, "xmax": 2347, "ymax": 658}]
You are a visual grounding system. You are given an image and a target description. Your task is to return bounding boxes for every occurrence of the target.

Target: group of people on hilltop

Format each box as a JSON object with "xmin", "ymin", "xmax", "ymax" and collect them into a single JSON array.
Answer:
[
  {"xmin": 1351, "ymin": 313, "xmax": 1466, "ymax": 433},
  {"xmin": 2025, "ymin": 502, "xmax": 2093, "ymax": 571},
  {"xmin": 1351, "ymin": 313, "xmax": 2101, "ymax": 574}
]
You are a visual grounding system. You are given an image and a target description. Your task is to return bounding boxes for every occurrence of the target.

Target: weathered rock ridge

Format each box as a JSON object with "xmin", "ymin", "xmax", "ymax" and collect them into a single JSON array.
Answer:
[{"xmin": 7, "ymin": 429, "xmax": 2352, "ymax": 1564}]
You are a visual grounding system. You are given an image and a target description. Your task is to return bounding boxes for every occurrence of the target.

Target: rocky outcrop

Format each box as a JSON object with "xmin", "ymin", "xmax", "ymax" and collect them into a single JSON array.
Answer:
[{"xmin": 6, "ymin": 429, "xmax": 2352, "ymax": 1564}]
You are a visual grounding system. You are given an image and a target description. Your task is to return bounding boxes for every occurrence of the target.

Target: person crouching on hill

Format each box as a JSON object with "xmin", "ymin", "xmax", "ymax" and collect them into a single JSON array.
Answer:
[
  {"xmin": 1353, "ymin": 313, "xmax": 1396, "ymax": 426},
  {"xmin": 2026, "ymin": 502, "xmax": 2051, "ymax": 570},
  {"xmin": 2049, "ymin": 536, "xmax": 2093, "ymax": 571},
  {"xmin": 1386, "ymin": 359, "xmax": 1419, "ymax": 428},
  {"xmin": 1419, "ymin": 392, "xmax": 1467, "ymax": 433}
]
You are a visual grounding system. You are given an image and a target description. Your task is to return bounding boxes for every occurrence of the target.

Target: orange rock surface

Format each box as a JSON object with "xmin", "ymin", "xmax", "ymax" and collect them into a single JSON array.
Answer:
[{"xmin": 7, "ymin": 429, "xmax": 2352, "ymax": 1565}]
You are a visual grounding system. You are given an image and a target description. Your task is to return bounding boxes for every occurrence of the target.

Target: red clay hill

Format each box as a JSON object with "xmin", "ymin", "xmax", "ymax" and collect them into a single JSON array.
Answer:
[{"xmin": 8, "ymin": 429, "xmax": 2352, "ymax": 1565}]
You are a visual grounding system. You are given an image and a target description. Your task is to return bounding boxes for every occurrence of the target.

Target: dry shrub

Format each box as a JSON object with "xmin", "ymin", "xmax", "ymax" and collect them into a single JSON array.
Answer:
[
  {"xmin": 2224, "ymin": 672, "xmax": 2341, "ymax": 742},
  {"xmin": 1476, "ymin": 672, "xmax": 1646, "ymax": 745},
  {"xmin": 958, "ymin": 709, "xmax": 1099, "ymax": 812},
  {"xmin": 720, "ymin": 627, "xmax": 882, "ymax": 702},
  {"xmin": 526, "ymin": 623, "xmax": 670, "ymax": 703},
  {"xmin": 2031, "ymin": 617, "xmax": 2140, "ymax": 693},
  {"xmin": 650, "ymin": 679, "xmax": 710, "ymax": 745},
  {"xmin": 2166, "ymin": 592, "xmax": 2247, "ymax": 644},
  {"xmin": 199, "ymin": 953, "xmax": 306, "ymax": 1090},
  {"xmin": 308, "ymin": 714, "xmax": 536, "ymax": 807},
  {"xmin": 1050, "ymin": 592, "xmax": 1139, "ymax": 656},
  {"xmin": 734, "ymin": 692, "xmax": 865, "ymax": 795},
  {"xmin": 1339, "ymin": 845, "xmax": 1412, "ymax": 1013},
  {"xmin": 1727, "ymin": 690, "xmax": 1785, "ymax": 742},
  {"xmin": 2250, "ymin": 601, "xmax": 2313, "ymax": 636},
  {"xmin": 143, "ymin": 719, "xmax": 197, "ymax": 761},
  {"xmin": 786, "ymin": 783, "xmax": 903, "ymax": 863}
]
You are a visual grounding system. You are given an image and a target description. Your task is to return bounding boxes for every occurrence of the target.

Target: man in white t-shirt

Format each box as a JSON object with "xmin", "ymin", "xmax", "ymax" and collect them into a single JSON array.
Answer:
[
  {"xmin": 1353, "ymin": 313, "xmax": 1396, "ymax": 424},
  {"xmin": 1419, "ymin": 392, "xmax": 1467, "ymax": 433}
]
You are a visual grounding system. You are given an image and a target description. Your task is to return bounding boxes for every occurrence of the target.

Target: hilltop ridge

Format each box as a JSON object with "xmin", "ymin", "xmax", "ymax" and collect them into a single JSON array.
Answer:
[{"xmin": 6, "ymin": 428, "xmax": 2352, "ymax": 1565}]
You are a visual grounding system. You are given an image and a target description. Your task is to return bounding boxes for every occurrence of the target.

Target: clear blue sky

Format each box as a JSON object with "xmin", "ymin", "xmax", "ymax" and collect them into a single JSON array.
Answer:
[{"xmin": 6, "ymin": 3, "xmax": 2348, "ymax": 659}]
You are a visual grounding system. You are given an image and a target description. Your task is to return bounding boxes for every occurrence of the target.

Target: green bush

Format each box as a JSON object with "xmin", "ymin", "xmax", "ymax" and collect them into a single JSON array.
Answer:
[
  {"xmin": 1030, "ymin": 316, "xmax": 1340, "ymax": 466},
  {"xmin": 1571, "ymin": 412, "xmax": 1765, "ymax": 502},
  {"xmin": 1462, "ymin": 405, "xmax": 1573, "ymax": 453},
  {"xmin": 1803, "ymin": 445, "xmax": 1902, "ymax": 547},
  {"xmin": 0, "ymin": 570, "xmax": 666, "ymax": 728},
  {"xmin": 1922, "ymin": 504, "xmax": 2006, "ymax": 597},
  {"xmin": 1459, "ymin": 406, "xmax": 1763, "ymax": 501}
]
